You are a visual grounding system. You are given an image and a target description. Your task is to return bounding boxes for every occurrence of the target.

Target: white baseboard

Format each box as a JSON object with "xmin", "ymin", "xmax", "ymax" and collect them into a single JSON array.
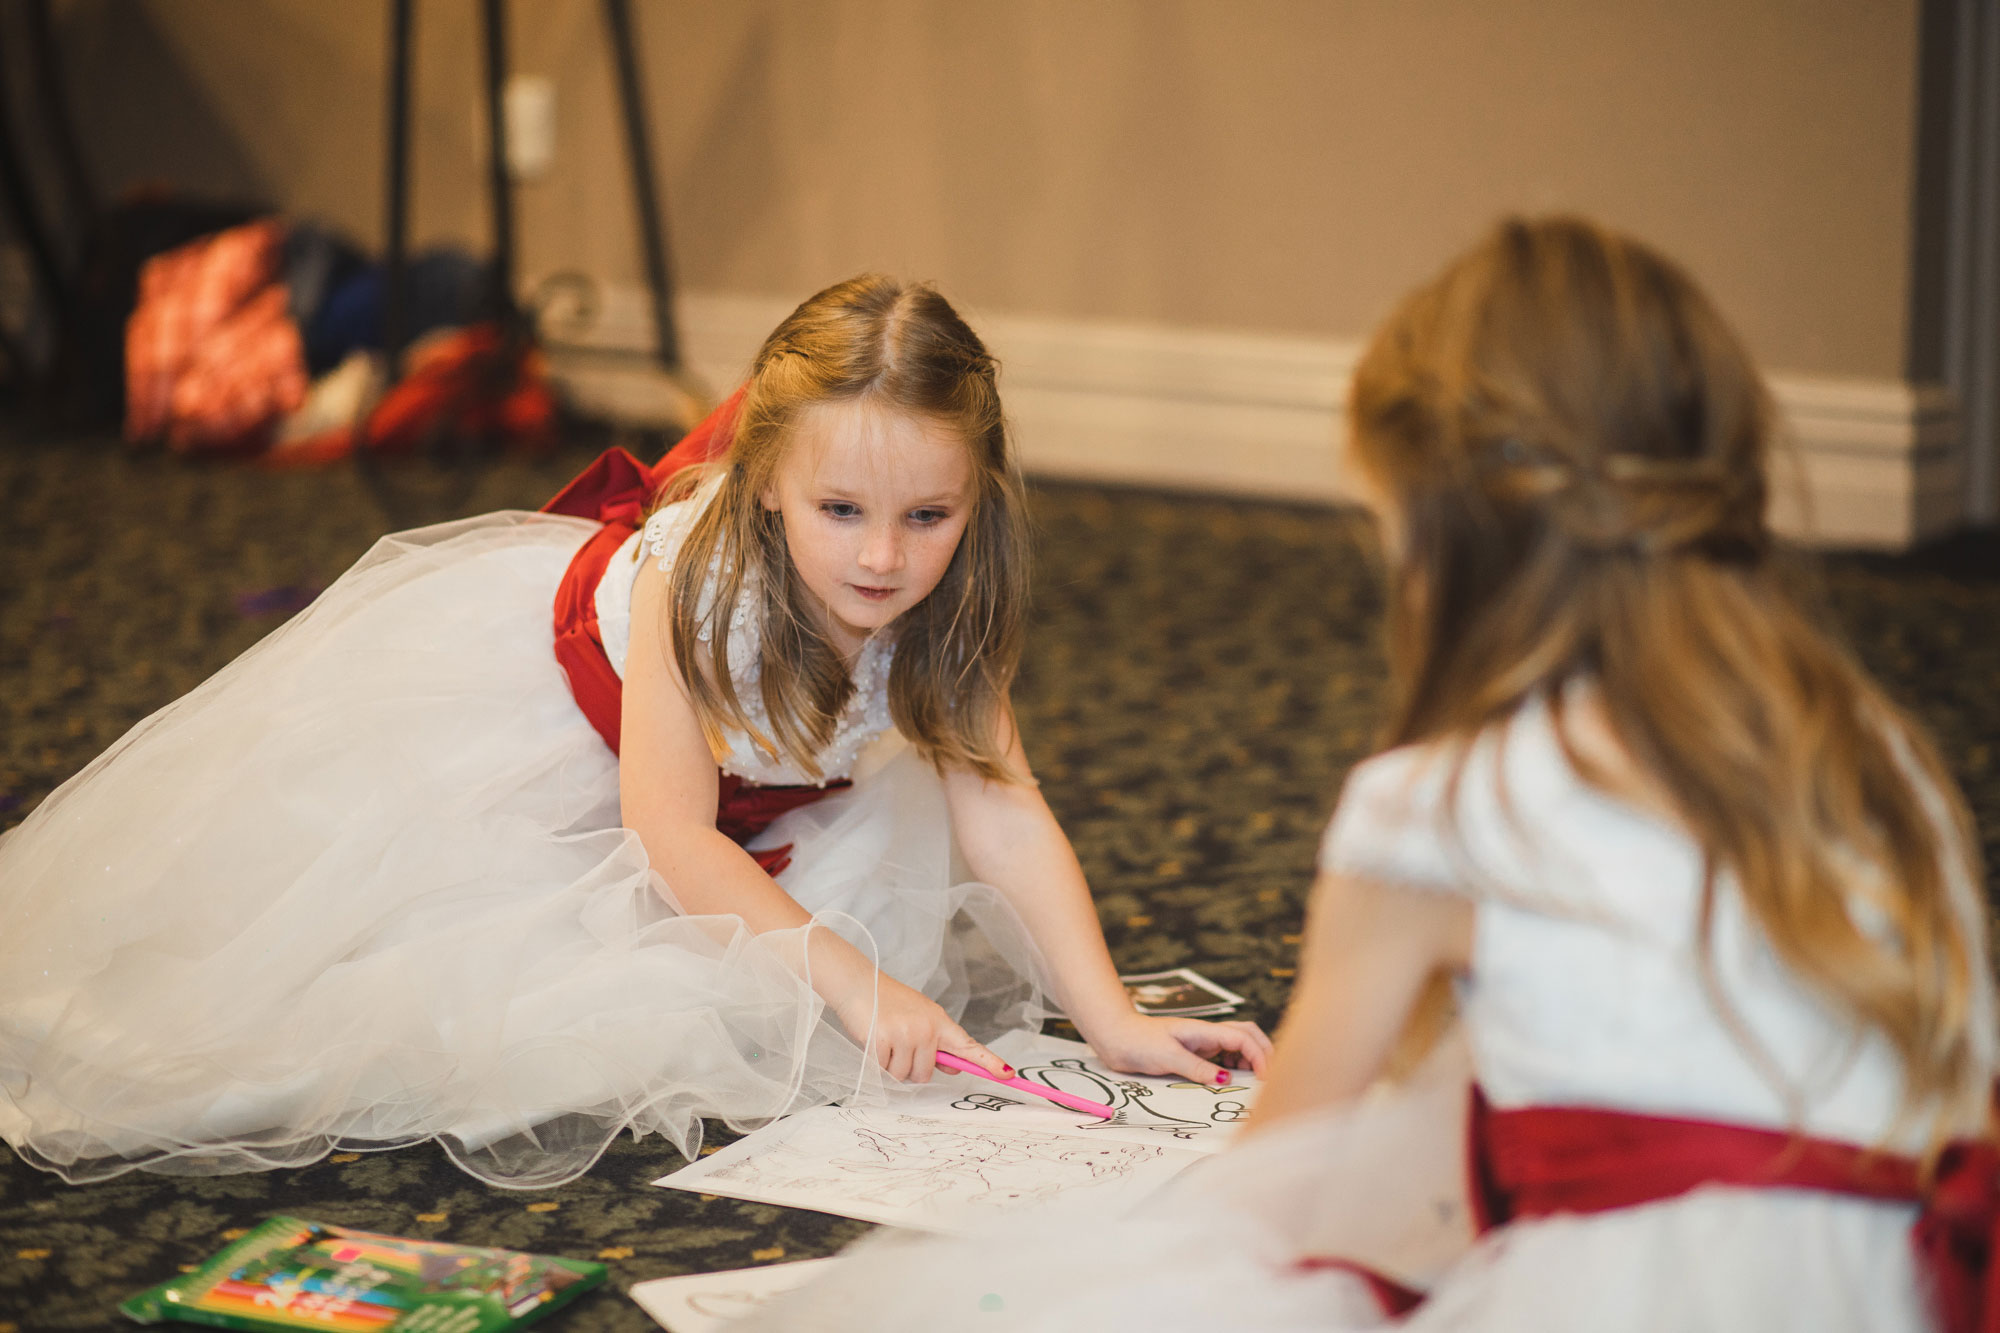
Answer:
[
  {"xmin": 542, "ymin": 282, "xmax": 1966, "ymax": 550},
  {"xmin": 1765, "ymin": 379, "xmax": 1963, "ymax": 548}
]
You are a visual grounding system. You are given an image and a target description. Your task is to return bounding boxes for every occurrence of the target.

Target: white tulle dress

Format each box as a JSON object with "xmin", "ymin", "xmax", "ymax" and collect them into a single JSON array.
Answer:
[
  {"xmin": 0, "ymin": 482, "xmax": 1052, "ymax": 1188},
  {"xmin": 745, "ymin": 694, "xmax": 1995, "ymax": 1332}
]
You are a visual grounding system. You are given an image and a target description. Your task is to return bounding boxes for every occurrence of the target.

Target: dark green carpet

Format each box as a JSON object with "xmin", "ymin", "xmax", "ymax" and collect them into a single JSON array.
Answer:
[{"xmin": 2, "ymin": 422, "xmax": 1997, "ymax": 1331}]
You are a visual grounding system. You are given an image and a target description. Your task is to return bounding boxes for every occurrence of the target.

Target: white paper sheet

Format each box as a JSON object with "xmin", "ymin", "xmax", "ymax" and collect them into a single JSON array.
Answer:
[
  {"xmin": 881, "ymin": 1032, "xmax": 1259, "ymax": 1154},
  {"xmin": 629, "ymin": 1258, "xmax": 841, "ymax": 1333},
  {"xmin": 656, "ymin": 1104, "xmax": 1203, "ymax": 1233}
]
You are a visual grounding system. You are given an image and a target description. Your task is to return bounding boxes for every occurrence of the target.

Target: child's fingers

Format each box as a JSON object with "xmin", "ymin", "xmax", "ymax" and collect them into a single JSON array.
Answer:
[
  {"xmin": 1147, "ymin": 1032, "xmax": 1231, "ymax": 1086},
  {"xmin": 883, "ymin": 1031, "xmax": 916, "ymax": 1083},
  {"xmin": 913, "ymin": 1032, "xmax": 938, "ymax": 1084},
  {"xmin": 1209, "ymin": 1020, "xmax": 1274, "ymax": 1074},
  {"xmin": 937, "ymin": 1029, "xmax": 1010, "ymax": 1078},
  {"xmin": 1166, "ymin": 1047, "xmax": 1232, "ymax": 1087},
  {"xmin": 1169, "ymin": 1019, "xmax": 1268, "ymax": 1078}
]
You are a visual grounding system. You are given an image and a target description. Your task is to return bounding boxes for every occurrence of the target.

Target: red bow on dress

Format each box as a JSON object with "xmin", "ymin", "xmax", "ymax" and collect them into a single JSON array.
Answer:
[
  {"xmin": 541, "ymin": 387, "xmax": 849, "ymax": 876},
  {"xmin": 1914, "ymin": 1137, "xmax": 2000, "ymax": 1333},
  {"xmin": 541, "ymin": 386, "xmax": 745, "ymax": 754}
]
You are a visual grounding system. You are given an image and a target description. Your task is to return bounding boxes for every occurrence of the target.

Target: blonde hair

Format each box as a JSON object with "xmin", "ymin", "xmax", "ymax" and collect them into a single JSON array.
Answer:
[
  {"xmin": 658, "ymin": 274, "xmax": 1029, "ymax": 782},
  {"xmin": 1349, "ymin": 215, "xmax": 1989, "ymax": 1144}
]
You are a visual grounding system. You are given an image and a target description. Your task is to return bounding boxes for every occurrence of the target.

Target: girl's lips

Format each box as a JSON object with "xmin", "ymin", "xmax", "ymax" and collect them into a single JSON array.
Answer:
[{"xmin": 851, "ymin": 585, "xmax": 896, "ymax": 601}]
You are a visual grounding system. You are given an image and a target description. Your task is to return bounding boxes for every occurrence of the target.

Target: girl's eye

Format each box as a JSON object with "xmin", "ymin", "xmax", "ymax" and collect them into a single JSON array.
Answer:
[
  {"xmin": 820, "ymin": 502, "xmax": 860, "ymax": 519},
  {"xmin": 908, "ymin": 508, "xmax": 951, "ymax": 526}
]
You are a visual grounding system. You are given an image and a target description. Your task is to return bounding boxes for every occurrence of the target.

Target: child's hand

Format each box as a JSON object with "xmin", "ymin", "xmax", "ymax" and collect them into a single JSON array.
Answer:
[
  {"xmin": 1086, "ymin": 1014, "xmax": 1274, "ymax": 1086},
  {"xmin": 835, "ymin": 973, "xmax": 1011, "ymax": 1085}
]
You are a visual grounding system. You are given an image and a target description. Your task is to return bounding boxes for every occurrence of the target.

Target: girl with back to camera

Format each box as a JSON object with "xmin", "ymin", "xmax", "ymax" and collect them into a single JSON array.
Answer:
[
  {"xmin": 752, "ymin": 219, "xmax": 1999, "ymax": 1331},
  {"xmin": 0, "ymin": 275, "xmax": 1269, "ymax": 1189}
]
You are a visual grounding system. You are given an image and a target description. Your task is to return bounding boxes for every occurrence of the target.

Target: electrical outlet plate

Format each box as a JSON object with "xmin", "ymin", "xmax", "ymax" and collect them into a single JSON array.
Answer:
[{"xmin": 504, "ymin": 74, "xmax": 556, "ymax": 181}]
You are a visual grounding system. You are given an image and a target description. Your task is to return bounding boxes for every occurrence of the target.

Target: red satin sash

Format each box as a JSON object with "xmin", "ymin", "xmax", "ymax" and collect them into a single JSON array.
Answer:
[
  {"xmin": 1470, "ymin": 1088, "xmax": 2000, "ymax": 1333},
  {"xmin": 542, "ymin": 386, "xmax": 746, "ymax": 753},
  {"xmin": 542, "ymin": 387, "xmax": 848, "ymax": 877}
]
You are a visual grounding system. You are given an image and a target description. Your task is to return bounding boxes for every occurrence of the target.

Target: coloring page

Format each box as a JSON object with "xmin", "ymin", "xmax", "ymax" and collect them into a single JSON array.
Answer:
[
  {"xmin": 881, "ymin": 1033, "xmax": 1259, "ymax": 1154},
  {"xmin": 655, "ymin": 1106, "xmax": 1201, "ymax": 1233},
  {"xmin": 629, "ymin": 1258, "xmax": 840, "ymax": 1333}
]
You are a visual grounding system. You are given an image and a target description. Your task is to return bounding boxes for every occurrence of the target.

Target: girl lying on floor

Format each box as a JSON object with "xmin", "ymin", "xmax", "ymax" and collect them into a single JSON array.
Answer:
[{"xmin": 0, "ymin": 275, "xmax": 1269, "ymax": 1190}]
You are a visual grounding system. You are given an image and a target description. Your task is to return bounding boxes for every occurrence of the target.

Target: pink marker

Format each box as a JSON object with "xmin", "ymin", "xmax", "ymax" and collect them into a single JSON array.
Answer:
[{"xmin": 933, "ymin": 1051, "xmax": 1115, "ymax": 1119}]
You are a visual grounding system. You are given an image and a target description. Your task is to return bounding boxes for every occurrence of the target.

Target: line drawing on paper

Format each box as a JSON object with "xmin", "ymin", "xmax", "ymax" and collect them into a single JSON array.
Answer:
[
  {"xmin": 882, "ymin": 1036, "xmax": 1260, "ymax": 1152},
  {"xmin": 699, "ymin": 1109, "xmax": 1171, "ymax": 1212},
  {"xmin": 1008, "ymin": 1056, "xmax": 1251, "ymax": 1140}
]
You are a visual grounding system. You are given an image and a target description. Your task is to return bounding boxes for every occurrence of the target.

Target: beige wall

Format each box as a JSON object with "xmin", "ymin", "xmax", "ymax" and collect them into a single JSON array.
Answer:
[{"xmin": 57, "ymin": 0, "xmax": 1919, "ymax": 380}]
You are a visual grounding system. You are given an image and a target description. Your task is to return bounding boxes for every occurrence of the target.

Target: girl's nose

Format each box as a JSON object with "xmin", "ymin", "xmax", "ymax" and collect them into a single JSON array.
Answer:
[{"xmin": 858, "ymin": 523, "xmax": 904, "ymax": 575}]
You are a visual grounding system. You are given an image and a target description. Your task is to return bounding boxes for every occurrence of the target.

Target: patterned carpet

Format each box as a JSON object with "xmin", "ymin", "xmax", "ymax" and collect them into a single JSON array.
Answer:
[{"xmin": 2, "ymin": 421, "xmax": 1997, "ymax": 1331}]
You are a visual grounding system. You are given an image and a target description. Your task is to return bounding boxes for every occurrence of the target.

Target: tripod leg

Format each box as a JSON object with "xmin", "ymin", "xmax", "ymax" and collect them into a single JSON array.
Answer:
[
  {"xmin": 0, "ymin": 15, "xmax": 69, "ymax": 346},
  {"xmin": 603, "ymin": 0, "xmax": 681, "ymax": 371},
  {"xmin": 481, "ymin": 0, "xmax": 519, "ymax": 328},
  {"xmin": 382, "ymin": 0, "xmax": 413, "ymax": 377},
  {"xmin": 25, "ymin": 0, "xmax": 96, "ymax": 228}
]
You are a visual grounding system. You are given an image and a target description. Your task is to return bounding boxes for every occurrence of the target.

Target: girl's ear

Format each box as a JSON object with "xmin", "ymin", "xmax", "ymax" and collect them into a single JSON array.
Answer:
[{"xmin": 759, "ymin": 483, "xmax": 782, "ymax": 512}]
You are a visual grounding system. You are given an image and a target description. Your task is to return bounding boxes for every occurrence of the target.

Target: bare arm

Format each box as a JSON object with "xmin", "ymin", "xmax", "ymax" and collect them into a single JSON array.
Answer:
[
  {"xmin": 618, "ymin": 555, "xmax": 1007, "ymax": 1080},
  {"xmin": 620, "ymin": 554, "xmax": 841, "ymax": 935},
  {"xmin": 1239, "ymin": 869, "xmax": 1472, "ymax": 1138},
  {"xmin": 943, "ymin": 708, "xmax": 1273, "ymax": 1081}
]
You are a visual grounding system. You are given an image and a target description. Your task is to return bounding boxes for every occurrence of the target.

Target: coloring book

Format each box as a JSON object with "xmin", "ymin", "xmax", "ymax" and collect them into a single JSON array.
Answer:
[
  {"xmin": 656, "ymin": 1105, "xmax": 1202, "ymax": 1233},
  {"xmin": 655, "ymin": 1034, "xmax": 1251, "ymax": 1231},
  {"xmin": 883, "ymin": 1032, "xmax": 1259, "ymax": 1155}
]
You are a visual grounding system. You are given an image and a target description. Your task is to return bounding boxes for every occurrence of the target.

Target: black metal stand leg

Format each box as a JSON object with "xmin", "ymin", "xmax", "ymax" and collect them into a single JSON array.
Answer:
[
  {"xmin": 0, "ymin": 17, "xmax": 69, "ymax": 345},
  {"xmin": 382, "ymin": 0, "xmax": 413, "ymax": 376},
  {"xmin": 25, "ymin": 0, "xmax": 96, "ymax": 228},
  {"xmin": 481, "ymin": 0, "xmax": 518, "ymax": 327},
  {"xmin": 603, "ymin": 0, "xmax": 681, "ymax": 370}
]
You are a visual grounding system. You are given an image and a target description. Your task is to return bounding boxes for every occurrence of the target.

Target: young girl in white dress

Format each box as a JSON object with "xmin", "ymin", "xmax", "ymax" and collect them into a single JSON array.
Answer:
[
  {"xmin": 746, "ymin": 219, "xmax": 2000, "ymax": 1331},
  {"xmin": 0, "ymin": 275, "xmax": 1269, "ymax": 1190}
]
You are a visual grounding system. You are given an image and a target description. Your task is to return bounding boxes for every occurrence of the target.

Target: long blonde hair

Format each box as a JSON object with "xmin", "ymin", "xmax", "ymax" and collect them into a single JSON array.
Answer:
[
  {"xmin": 659, "ymin": 274, "xmax": 1029, "ymax": 782},
  {"xmin": 1349, "ymin": 215, "xmax": 1989, "ymax": 1141}
]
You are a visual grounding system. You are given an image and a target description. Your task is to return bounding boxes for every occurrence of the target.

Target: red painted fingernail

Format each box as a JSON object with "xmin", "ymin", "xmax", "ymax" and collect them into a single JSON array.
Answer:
[
  {"xmin": 1001, "ymin": 1065, "xmax": 1015, "ymax": 1076},
  {"xmin": 1215, "ymin": 1070, "xmax": 1231, "ymax": 1086}
]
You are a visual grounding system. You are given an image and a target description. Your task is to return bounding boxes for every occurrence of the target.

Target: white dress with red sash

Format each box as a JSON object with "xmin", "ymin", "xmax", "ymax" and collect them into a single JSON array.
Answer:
[
  {"xmin": 0, "ymin": 483, "xmax": 1053, "ymax": 1189},
  {"xmin": 746, "ymin": 692, "xmax": 1995, "ymax": 1331}
]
